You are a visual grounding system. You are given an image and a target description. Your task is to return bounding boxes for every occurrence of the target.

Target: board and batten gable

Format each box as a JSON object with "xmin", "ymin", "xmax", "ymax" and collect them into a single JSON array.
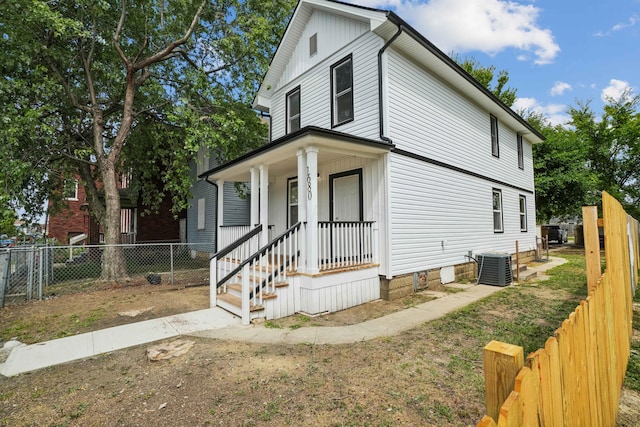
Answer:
[
  {"xmin": 269, "ymin": 11, "xmax": 383, "ymax": 141},
  {"xmin": 385, "ymin": 47, "xmax": 534, "ymax": 190}
]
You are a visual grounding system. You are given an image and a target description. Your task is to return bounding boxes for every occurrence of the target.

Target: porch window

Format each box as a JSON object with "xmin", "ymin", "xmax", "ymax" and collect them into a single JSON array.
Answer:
[
  {"xmin": 517, "ymin": 133, "xmax": 524, "ymax": 169},
  {"xmin": 490, "ymin": 114, "xmax": 499, "ymax": 157},
  {"xmin": 287, "ymin": 178, "xmax": 298, "ymax": 227},
  {"xmin": 331, "ymin": 54, "xmax": 353, "ymax": 127},
  {"xmin": 492, "ymin": 189, "xmax": 503, "ymax": 233},
  {"xmin": 519, "ymin": 195, "xmax": 527, "ymax": 232},
  {"xmin": 286, "ymin": 86, "xmax": 301, "ymax": 134}
]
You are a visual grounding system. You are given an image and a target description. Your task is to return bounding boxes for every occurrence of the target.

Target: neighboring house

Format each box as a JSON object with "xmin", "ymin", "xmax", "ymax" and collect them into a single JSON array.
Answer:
[
  {"xmin": 200, "ymin": 0, "xmax": 544, "ymax": 324},
  {"xmin": 187, "ymin": 146, "xmax": 250, "ymax": 255},
  {"xmin": 47, "ymin": 175, "xmax": 182, "ymax": 244}
]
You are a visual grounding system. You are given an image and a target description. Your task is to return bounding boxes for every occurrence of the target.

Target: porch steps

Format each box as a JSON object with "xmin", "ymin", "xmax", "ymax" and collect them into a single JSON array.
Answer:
[{"xmin": 217, "ymin": 279, "xmax": 290, "ymax": 318}]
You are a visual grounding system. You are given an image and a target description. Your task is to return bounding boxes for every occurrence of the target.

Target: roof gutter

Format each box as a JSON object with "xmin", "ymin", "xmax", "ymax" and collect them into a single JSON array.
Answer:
[{"xmin": 378, "ymin": 24, "xmax": 404, "ymax": 144}]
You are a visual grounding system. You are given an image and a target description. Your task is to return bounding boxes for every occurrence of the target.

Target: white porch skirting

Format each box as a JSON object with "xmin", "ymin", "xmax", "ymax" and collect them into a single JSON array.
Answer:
[{"xmin": 295, "ymin": 266, "xmax": 380, "ymax": 316}]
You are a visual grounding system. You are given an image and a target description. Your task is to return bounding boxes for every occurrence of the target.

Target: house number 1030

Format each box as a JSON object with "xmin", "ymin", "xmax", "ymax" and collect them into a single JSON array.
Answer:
[{"xmin": 307, "ymin": 168, "xmax": 312, "ymax": 200}]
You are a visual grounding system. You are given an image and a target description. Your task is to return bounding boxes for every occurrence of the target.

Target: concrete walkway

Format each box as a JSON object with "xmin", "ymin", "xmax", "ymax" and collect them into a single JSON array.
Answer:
[{"xmin": 0, "ymin": 256, "xmax": 567, "ymax": 377}]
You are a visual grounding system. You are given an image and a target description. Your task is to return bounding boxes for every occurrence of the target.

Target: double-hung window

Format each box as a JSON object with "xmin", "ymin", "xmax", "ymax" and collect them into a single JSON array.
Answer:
[
  {"xmin": 64, "ymin": 179, "xmax": 79, "ymax": 200},
  {"xmin": 331, "ymin": 55, "xmax": 354, "ymax": 127},
  {"xmin": 519, "ymin": 195, "xmax": 527, "ymax": 232},
  {"xmin": 490, "ymin": 114, "xmax": 499, "ymax": 157},
  {"xmin": 517, "ymin": 133, "xmax": 524, "ymax": 169},
  {"xmin": 492, "ymin": 189, "xmax": 503, "ymax": 233},
  {"xmin": 286, "ymin": 86, "xmax": 301, "ymax": 134}
]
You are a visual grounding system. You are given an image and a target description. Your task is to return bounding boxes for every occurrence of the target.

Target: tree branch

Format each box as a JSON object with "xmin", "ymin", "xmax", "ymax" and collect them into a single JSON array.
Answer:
[{"xmin": 113, "ymin": 0, "xmax": 130, "ymax": 66}]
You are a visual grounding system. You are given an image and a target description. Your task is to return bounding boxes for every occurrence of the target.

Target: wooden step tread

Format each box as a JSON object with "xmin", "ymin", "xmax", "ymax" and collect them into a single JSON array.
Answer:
[{"xmin": 217, "ymin": 293, "xmax": 264, "ymax": 312}]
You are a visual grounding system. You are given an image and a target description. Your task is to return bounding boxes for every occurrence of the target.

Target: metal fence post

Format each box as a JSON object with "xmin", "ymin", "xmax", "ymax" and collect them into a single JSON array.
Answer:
[
  {"xmin": 38, "ymin": 247, "xmax": 43, "ymax": 300},
  {"xmin": 170, "ymin": 243, "xmax": 174, "ymax": 285}
]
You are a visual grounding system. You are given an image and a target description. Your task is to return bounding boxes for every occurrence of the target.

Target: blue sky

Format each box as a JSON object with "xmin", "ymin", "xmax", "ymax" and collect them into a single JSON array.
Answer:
[{"xmin": 353, "ymin": 0, "xmax": 639, "ymax": 125}]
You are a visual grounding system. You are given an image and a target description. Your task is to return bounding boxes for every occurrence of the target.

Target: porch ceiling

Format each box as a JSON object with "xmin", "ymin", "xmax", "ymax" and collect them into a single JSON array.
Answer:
[{"xmin": 201, "ymin": 126, "xmax": 393, "ymax": 182}]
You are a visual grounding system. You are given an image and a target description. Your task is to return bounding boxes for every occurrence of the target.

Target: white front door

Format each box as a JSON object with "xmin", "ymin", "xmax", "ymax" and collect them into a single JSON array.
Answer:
[{"xmin": 330, "ymin": 170, "xmax": 362, "ymax": 221}]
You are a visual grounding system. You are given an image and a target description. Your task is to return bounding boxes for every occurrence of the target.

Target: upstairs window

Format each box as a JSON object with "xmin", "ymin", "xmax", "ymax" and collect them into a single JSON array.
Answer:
[
  {"xmin": 490, "ymin": 114, "xmax": 499, "ymax": 157},
  {"xmin": 331, "ymin": 55, "xmax": 354, "ymax": 127},
  {"xmin": 286, "ymin": 86, "xmax": 301, "ymax": 134},
  {"xmin": 64, "ymin": 180, "xmax": 79, "ymax": 201},
  {"xmin": 196, "ymin": 145, "xmax": 210, "ymax": 176},
  {"xmin": 517, "ymin": 133, "xmax": 524, "ymax": 169},
  {"xmin": 492, "ymin": 189, "xmax": 503, "ymax": 233},
  {"xmin": 519, "ymin": 195, "xmax": 527, "ymax": 232}
]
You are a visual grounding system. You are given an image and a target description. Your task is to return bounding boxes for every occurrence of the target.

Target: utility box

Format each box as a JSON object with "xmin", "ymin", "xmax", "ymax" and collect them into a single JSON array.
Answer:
[{"xmin": 477, "ymin": 253, "xmax": 512, "ymax": 286}]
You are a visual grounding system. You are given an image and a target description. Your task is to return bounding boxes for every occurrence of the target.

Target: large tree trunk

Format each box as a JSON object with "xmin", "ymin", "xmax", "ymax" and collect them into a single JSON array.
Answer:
[{"xmin": 100, "ymin": 161, "xmax": 128, "ymax": 280}]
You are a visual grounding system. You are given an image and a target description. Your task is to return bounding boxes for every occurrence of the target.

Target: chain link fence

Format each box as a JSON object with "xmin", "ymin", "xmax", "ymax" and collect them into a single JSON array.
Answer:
[{"xmin": 0, "ymin": 242, "xmax": 214, "ymax": 307}]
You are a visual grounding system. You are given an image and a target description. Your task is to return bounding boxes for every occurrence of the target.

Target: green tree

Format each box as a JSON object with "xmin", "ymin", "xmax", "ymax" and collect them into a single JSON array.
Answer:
[
  {"xmin": 452, "ymin": 55, "xmax": 517, "ymax": 107},
  {"xmin": 1, "ymin": 0, "xmax": 294, "ymax": 279},
  {"xmin": 568, "ymin": 94, "xmax": 640, "ymax": 218}
]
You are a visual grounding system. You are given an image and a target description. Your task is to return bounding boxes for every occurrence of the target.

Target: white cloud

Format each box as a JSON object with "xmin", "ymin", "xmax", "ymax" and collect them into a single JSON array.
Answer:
[
  {"xmin": 595, "ymin": 14, "xmax": 638, "ymax": 36},
  {"xmin": 601, "ymin": 79, "xmax": 633, "ymax": 102},
  {"xmin": 353, "ymin": 0, "xmax": 560, "ymax": 65},
  {"xmin": 513, "ymin": 97, "xmax": 569, "ymax": 126},
  {"xmin": 550, "ymin": 81, "xmax": 572, "ymax": 96}
]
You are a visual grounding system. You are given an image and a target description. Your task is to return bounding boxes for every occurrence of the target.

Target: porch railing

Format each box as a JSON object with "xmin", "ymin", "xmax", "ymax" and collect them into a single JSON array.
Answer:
[
  {"xmin": 211, "ymin": 222, "xmax": 301, "ymax": 324},
  {"xmin": 219, "ymin": 225, "xmax": 251, "ymax": 250},
  {"xmin": 317, "ymin": 221, "xmax": 376, "ymax": 271}
]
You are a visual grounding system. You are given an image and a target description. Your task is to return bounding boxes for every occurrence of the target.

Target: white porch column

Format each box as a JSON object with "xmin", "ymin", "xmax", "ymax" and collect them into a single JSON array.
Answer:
[
  {"xmin": 296, "ymin": 149, "xmax": 307, "ymax": 273},
  {"xmin": 250, "ymin": 167, "xmax": 259, "ymax": 228},
  {"xmin": 259, "ymin": 165, "xmax": 269, "ymax": 246},
  {"xmin": 216, "ymin": 179, "xmax": 224, "ymax": 251},
  {"xmin": 306, "ymin": 146, "xmax": 319, "ymax": 274}
]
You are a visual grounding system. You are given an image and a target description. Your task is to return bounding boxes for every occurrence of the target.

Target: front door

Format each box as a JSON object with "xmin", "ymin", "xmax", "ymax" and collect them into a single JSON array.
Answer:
[{"xmin": 330, "ymin": 169, "xmax": 362, "ymax": 221}]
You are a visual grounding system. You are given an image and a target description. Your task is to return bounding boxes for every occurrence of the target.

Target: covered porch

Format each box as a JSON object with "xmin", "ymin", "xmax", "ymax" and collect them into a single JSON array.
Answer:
[{"xmin": 202, "ymin": 127, "xmax": 392, "ymax": 322}]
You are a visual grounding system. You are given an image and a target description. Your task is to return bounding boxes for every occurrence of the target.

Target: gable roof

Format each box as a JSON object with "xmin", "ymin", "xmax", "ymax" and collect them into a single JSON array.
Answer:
[{"xmin": 254, "ymin": 0, "xmax": 544, "ymax": 143}]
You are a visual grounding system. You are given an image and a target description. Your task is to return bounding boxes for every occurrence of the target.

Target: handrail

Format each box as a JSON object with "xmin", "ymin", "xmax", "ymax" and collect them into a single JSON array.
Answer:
[
  {"xmin": 216, "ymin": 222, "xmax": 301, "ymax": 289},
  {"xmin": 211, "ymin": 224, "xmax": 263, "ymax": 261}
]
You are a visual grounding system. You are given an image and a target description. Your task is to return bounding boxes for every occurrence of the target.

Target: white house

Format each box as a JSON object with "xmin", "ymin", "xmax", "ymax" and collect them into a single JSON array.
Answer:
[{"xmin": 201, "ymin": 0, "xmax": 544, "ymax": 324}]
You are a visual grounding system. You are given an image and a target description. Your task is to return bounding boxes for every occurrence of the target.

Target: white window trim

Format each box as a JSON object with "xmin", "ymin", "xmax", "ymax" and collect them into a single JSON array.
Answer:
[
  {"xmin": 287, "ymin": 178, "xmax": 298, "ymax": 227},
  {"xmin": 197, "ymin": 198, "xmax": 205, "ymax": 230},
  {"xmin": 64, "ymin": 180, "xmax": 79, "ymax": 201},
  {"xmin": 493, "ymin": 189, "xmax": 503, "ymax": 233}
]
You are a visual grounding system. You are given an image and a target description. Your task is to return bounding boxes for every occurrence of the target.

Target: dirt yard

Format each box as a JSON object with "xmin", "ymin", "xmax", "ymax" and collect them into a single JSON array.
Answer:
[{"xmin": 0, "ymin": 260, "xmax": 639, "ymax": 426}]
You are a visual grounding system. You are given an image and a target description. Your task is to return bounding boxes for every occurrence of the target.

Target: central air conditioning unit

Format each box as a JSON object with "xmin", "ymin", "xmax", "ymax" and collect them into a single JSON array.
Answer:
[{"xmin": 477, "ymin": 253, "xmax": 512, "ymax": 286}]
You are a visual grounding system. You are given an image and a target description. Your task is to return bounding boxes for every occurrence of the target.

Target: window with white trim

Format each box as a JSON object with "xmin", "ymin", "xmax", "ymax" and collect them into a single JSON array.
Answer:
[
  {"xmin": 517, "ymin": 133, "xmax": 524, "ymax": 169},
  {"xmin": 493, "ymin": 189, "xmax": 503, "ymax": 233},
  {"xmin": 287, "ymin": 178, "xmax": 298, "ymax": 227},
  {"xmin": 490, "ymin": 114, "xmax": 499, "ymax": 157},
  {"xmin": 197, "ymin": 198, "xmax": 205, "ymax": 230},
  {"xmin": 331, "ymin": 55, "xmax": 353, "ymax": 127},
  {"xmin": 64, "ymin": 180, "xmax": 79, "ymax": 201},
  {"xmin": 286, "ymin": 86, "xmax": 301, "ymax": 134},
  {"xmin": 519, "ymin": 195, "xmax": 527, "ymax": 232}
]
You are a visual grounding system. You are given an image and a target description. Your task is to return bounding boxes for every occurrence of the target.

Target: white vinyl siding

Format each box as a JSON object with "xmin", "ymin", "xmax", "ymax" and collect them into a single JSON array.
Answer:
[
  {"xmin": 385, "ymin": 48, "xmax": 534, "ymax": 191},
  {"xmin": 270, "ymin": 32, "xmax": 382, "ymax": 141},
  {"xmin": 388, "ymin": 153, "xmax": 536, "ymax": 277}
]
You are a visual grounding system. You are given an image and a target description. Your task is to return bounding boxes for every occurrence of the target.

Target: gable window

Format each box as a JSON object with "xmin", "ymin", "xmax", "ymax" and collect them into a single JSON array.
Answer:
[
  {"xmin": 287, "ymin": 178, "xmax": 298, "ymax": 227},
  {"xmin": 331, "ymin": 54, "xmax": 354, "ymax": 127},
  {"xmin": 519, "ymin": 195, "xmax": 527, "ymax": 232},
  {"xmin": 492, "ymin": 189, "xmax": 503, "ymax": 233},
  {"xmin": 517, "ymin": 134, "xmax": 524, "ymax": 169},
  {"xmin": 64, "ymin": 180, "xmax": 79, "ymax": 201},
  {"xmin": 309, "ymin": 33, "xmax": 317, "ymax": 57},
  {"xmin": 490, "ymin": 114, "xmax": 499, "ymax": 157},
  {"xmin": 286, "ymin": 86, "xmax": 301, "ymax": 134}
]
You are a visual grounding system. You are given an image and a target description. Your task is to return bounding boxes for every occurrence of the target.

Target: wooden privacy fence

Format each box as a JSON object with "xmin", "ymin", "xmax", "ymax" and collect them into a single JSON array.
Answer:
[{"xmin": 477, "ymin": 192, "xmax": 638, "ymax": 426}]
